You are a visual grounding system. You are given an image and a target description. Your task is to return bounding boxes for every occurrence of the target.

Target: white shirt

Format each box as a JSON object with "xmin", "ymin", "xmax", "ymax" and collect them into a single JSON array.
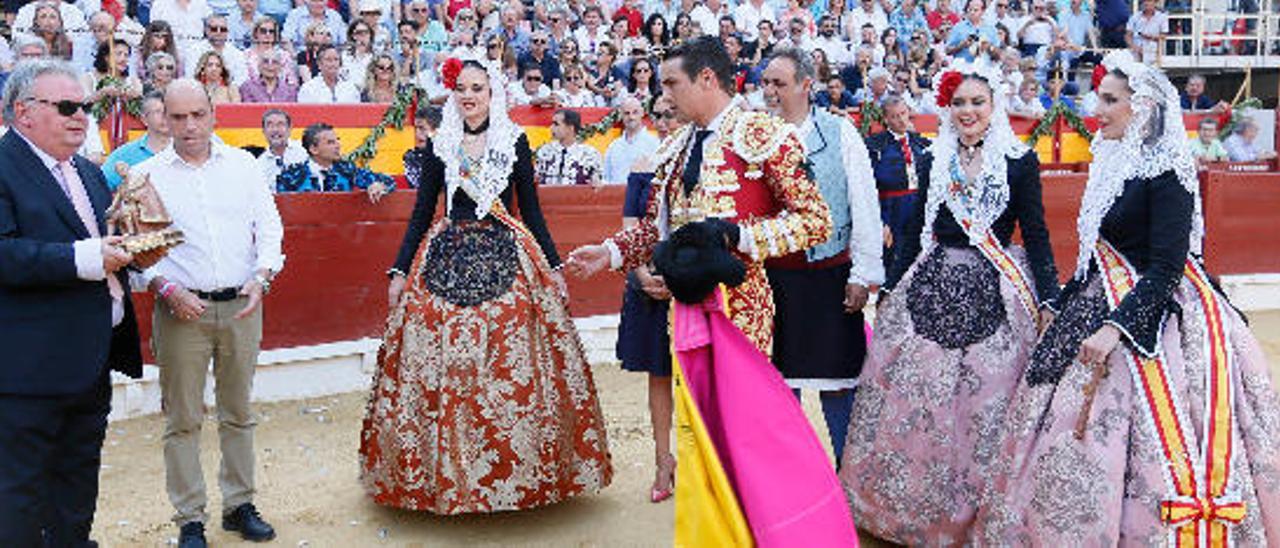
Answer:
[
  {"xmin": 734, "ymin": 0, "xmax": 777, "ymax": 42},
  {"xmin": 297, "ymin": 76, "xmax": 362, "ymax": 103},
  {"xmin": 812, "ymin": 35, "xmax": 851, "ymax": 65},
  {"xmin": 133, "ymin": 141, "xmax": 285, "ymax": 291},
  {"xmin": 555, "ymin": 88, "xmax": 601, "ymax": 107},
  {"xmin": 689, "ymin": 4, "xmax": 721, "ymax": 36},
  {"xmin": 844, "ymin": 5, "xmax": 888, "ymax": 38},
  {"xmin": 573, "ymin": 26, "xmax": 610, "ymax": 62},
  {"xmin": 184, "ymin": 40, "xmax": 251, "ymax": 87},
  {"xmin": 796, "ymin": 110, "xmax": 884, "ymax": 287},
  {"xmin": 507, "ymin": 82, "xmax": 552, "ymax": 106},
  {"xmin": 150, "ymin": 0, "xmax": 215, "ymax": 55},
  {"xmin": 602, "ymin": 128, "xmax": 660, "ymax": 185},
  {"xmin": 257, "ymin": 140, "xmax": 308, "ymax": 190}
]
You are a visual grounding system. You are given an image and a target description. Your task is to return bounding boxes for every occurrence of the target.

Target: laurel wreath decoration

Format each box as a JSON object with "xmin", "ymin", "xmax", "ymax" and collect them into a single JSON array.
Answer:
[
  {"xmin": 1024, "ymin": 100, "xmax": 1093, "ymax": 145},
  {"xmin": 90, "ymin": 76, "xmax": 143, "ymax": 122},
  {"xmin": 345, "ymin": 85, "xmax": 421, "ymax": 165},
  {"xmin": 856, "ymin": 101, "xmax": 885, "ymax": 137},
  {"xmin": 577, "ymin": 107, "xmax": 622, "ymax": 141}
]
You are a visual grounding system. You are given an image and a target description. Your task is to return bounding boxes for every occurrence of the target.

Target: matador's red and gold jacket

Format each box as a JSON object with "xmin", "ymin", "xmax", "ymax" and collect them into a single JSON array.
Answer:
[{"xmin": 605, "ymin": 103, "xmax": 832, "ymax": 354}]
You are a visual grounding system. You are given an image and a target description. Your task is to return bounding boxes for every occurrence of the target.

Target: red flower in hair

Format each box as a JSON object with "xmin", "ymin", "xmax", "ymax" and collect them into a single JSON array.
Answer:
[
  {"xmin": 1091, "ymin": 64, "xmax": 1107, "ymax": 91},
  {"xmin": 441, "ymin": 58, "xmax": 463, "ymax": 90},
  {"xmin": 936, "ymin": 71, "xmax": 964, "ymax": 108}
]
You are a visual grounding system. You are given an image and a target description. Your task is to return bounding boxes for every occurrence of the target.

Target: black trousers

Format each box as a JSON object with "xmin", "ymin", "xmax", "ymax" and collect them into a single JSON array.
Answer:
[{"xmin": 0, "ymin": 372, "xmax": 111, "ymax": 548}]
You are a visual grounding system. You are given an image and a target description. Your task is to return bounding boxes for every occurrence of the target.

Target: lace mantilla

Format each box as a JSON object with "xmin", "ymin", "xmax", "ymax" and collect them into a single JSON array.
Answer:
[
  {"xmin": 921, "ymin": 59, "xmax": 1029, "ymax": 250},
  {"xmin": 433, "ymin": 57, "xmax": 522, "ymax": 219},
  {"xmin": 1073, "ymin": 50, "xmax": 1203, "ymax": 279}
]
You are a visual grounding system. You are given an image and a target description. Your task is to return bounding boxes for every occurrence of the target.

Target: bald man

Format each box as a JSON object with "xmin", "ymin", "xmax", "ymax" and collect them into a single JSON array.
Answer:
[
  {"xmin": 602, "ymin": 96, "xmax": 660, "ymax": 185},
  {"xmin": 131, "ymin": 80, "xmax": 284, "ymax": 548}
]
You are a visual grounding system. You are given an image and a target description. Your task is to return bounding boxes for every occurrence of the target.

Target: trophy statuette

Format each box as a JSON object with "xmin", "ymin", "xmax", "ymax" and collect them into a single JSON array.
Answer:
[{"xmin": 106, "ymin": 162, "xmax": 185, "ymax": 254}]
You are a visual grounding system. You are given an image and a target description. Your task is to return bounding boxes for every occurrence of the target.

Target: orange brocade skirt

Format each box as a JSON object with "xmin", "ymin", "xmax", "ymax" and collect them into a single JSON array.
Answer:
[{"xmin": 358, "ymin": 209, "xmax": 613, "ymax": 514}]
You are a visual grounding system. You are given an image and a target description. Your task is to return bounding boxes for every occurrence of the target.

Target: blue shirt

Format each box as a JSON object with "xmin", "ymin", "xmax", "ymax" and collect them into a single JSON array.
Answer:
[
  {"xmin": 101, "ymin": 134, "xmax": 161, "ymax": 190},
  {"xmin": 276, "ymin": 159, "xmax": 395, "ymax": 193},
  {"xmin": 946, "ymin": 20, "xmax": 999, "ymax": 62},
  {"xmin": 890, "ymin": 8, "xmax": 928, "ymax": 51},
  {"xmin": 814, "ymin": 89, "xmax": 858, "ymax": 109},
  {"xmin": 258, "ymin": 0, "xmax": 291, "ymax": 16},
  {"xmin": 1058, "ymin": 9, "xmax": 1093, "ymax": 46},
  {"xmin": 1039, "ymin": 94, "xmax": 1079, "ymax": 114}
]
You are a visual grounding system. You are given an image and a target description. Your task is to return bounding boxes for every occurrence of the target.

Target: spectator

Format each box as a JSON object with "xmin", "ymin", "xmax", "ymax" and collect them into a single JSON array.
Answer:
[
  {"xmin": 589, "ymin": 41, "xmax": 627, "ymax": 105},
  {"xmin": 546, "ymin": 9, "xmax": 575, "ymax": 57},
  {"xmin": 496, "ymin": 4, "xmax": 531, "ymax": 56},
  {"xmin": 12, "ymin": 0, "xmax": 88, "ymax": 42},
  {"xmin": 150, "ymin": 0, "xmax": 215, "ymax": 55},
  {"xmin": 813, "ymin": 15, "xmax": 850, "ymax": 65},
  {"xmin": 354, "ymin": 0, "xmax": 393, "ymax": 53},
  {"xmin": 296, "ymin": 22, "xmax": 334, "ymax": 82},
  {"xmin": 1181, "ymin": 74, "xmax": 1227, "ymax": 113},
  {"xmin": 194, "ymin": 50, "xmax": 240, "ymax": 103},
  {"xmin": 361, "ymin": 52, "xmax": 400, "ymax": 102},
  {"xmin": 1096, "ymin": 0, "xmax": 1132, "ymax": 48},
  {"xmin": 890, "ymin": 66, "xmax": 922, "ymax": 108},
  {"xmin": 83, "ymin": 40, "xmax": 144, "ymax": 104},
  {"xmin": 778, "ymin": 15, "xmax": 815, "ymax": 51},
  {"xmin": 948, "ymin": 0, "xmax": 999, "ymax": 62},
  {"xmin": 889, "ymin": 0, "xmax": 929, "ymax": 51},
  {"xmin": 282, "ymin": 0, "xmax": 346, "ymax": 52},
  {"xmin": 1009, "ymin": 76, "xmax": 1046, "ymax": 117},
  {"xmin": 854, "ymin": 65, "xmax": 891, "ymax": 106},
  {"xmin": 509, "ymin": 64, "xmax": 556, "ymax": 107},
  {"xmin": 1057, "ymin": 0, "xmax": 1097, "ymax": 53},
  {"xmin": 647, "ymin": 0, "xmax": 681, "ymax": 28},
  {"xmin": 484, "ymin": 33, "xmax": 513, "ymax": 73},
  {"xmin": 675, "ymin": 13, "xmax": 700, "ymax": 43},
  {"xmin": 258, "ymin": 0, "xmax": 291, "ymax": 28},
  {"xmin": 734, "ymin": 0, "xmax": 775, "ymax": 44},
  {"xmin": 342, "ymin": 19, "xmax": 377, "ymax": 87},
  {"xmin": 239, "ymin": 46, "xmax": 298, "ymax": 101},
  {"xmin": 1038, "ymin": 70, "xmax": 1078, "ymax": 112},
  {"xmin": 1125, "ymin": 0, "xmax": 1166, "ymax": 63},
  {"xmin": 72, "ymin": 11, "xmax": 117, "ymax": 72},
  {"xmin": 228, "ymin": 0, "xmax": 261, "ymax": 48},
  {"xmin": 881, "ymin": 26, "xmax": 907, "ymax": 66},
  {"xmin": 185, "ymin": 14, "xmax": 250, "ymax": 87},
  {"xmin": 245, "ymin": 16, "xmax": 297, "ymax": 85},
  {"xmin": 1017, "ymin": 0, "xmax": 1058, "ymax": 57},
  {"xmin": 520, "ymin": 30, "xmax": 563, "ymax": 89},
  {"xmin": 394, "ymin": 20, "xmax": 429, "ymax": 79},
  {"xmin": 644, "ymin": 14, "xmax": 673, "ymax": 56},
  {"xmin": 133, "ymin": 20, "xmax": 182, "ymax": 83},
  {"xmin": 575, "ymin": 6, "xmax": 611, "ymax": 66},
  {"xmin": 867, "ymin": 94, "xmax": 930, "ymax": 268},
  {"xmin": 277, "ymin": 123, "xmax": 395, "ymax": 199},
  {"xmin": 27, "ymin": 2, "xmax": 73, "ymax": 60},
  {"xmin": 1224, "ymin": 118, "xmax": 1278, "ymax": 162},
  {"xmin": 1190, "ymin": 117, "xmax": 1229, "ymax": 164},
  {"xmin": 556, "ymin": 64, "xmax": 601, "ymax": 106},
  {"xmin": 846, "ymin": 0, "xmax": 889, "ymax": 39},
  {"xmin": 535, "ymin": 109, "xmax": 603, "ymax": 186},
  {"xmin": 602, "ymin": 96, "xmax": 659, "ymax": 185},
  {"xmin": 987, "ymin": 0, "xmax": 1025, "ymax": 37},
  {"xmin": 143, "ymin": 51, "xmax": 180, "ymax": 94},
  {"xmin": 402, "ymin": 103, "xmax": 440, "ymax": 189},
  {"xmin": 257, "ymin": 108, "xmax": 308, "ymax": 186},
  {"xmin": 815, "ymin": 73, "xmax": 858, "ymax": 114},
  {"xmin": 297, "ymin": 44, "xmax": 361, "ymax": 103},
  {"xmin": 778, "ymin": 0, "xmax": 815, "ymax": 37},
  {"xmin": 754, "ymin": 19, "xmax": 778, "ymax": 63},
  {"xmin": 1033, "ymin": 29, "xmax": 1082, "ymax": 92},
  {"xmin": 616, "ymin": 0, "xmax": 645, "ymax": 36},
  {"xmin": 0, "ymin": 36, "xmax": 48, "ymax": 90},
  {"xmin": 927, "ymin": 0, "xmax": 960, "ymax": 31},
  {"xmin": 102, "ymin": 91, "xmax": 171, "ymax": 190}
]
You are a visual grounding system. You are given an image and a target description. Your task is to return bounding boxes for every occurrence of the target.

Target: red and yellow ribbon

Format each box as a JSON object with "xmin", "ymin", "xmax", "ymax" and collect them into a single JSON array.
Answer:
[
  {"xmin": 1095, "ymin": 241, "xmax": 1243, "ymax": 547},
  {"xmin": 961, "ymin": 219, "xmax": 1039, "ymax": 320}
]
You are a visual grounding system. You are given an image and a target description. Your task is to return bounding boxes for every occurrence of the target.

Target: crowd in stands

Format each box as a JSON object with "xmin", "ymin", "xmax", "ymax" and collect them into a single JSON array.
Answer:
[{"xmin": 0, "ymin": 0, "xmax": 1272, "ymax": 190}]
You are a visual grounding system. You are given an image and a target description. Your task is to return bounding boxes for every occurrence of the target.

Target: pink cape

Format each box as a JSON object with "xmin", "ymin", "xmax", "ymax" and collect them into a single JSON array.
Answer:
[{"xmin": 673, "ymin": 289, "xmax": 859, "ymax": 547}]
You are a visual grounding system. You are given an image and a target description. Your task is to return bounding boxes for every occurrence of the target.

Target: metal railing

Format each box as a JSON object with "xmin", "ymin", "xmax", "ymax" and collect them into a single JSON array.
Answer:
[{"xmin": 1139, "ymin": 0, "xmax": 1280, "ymax": 68}]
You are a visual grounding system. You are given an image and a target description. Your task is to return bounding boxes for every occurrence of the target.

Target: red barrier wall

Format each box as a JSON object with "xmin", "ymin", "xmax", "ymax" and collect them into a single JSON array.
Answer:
[{"xmin": 128, "ymin": 171, "xmax": 1280, "ymax": 356}]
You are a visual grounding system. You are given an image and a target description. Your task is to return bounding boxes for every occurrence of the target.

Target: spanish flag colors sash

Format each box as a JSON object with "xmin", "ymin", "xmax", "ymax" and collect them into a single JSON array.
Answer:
[
  {"xmin": 960, "ymin": 219, "xmax": 1039, "ymax": 319},
  {"xmin": 1095, "ymin": 241, "xmax": 1246, "ymax": 547}
]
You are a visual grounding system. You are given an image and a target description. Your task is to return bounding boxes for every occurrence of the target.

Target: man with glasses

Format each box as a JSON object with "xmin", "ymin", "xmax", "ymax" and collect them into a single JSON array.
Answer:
[
  {"xmin": 185, "ymin": 14, "xmax": 250, "ymax": 86},
  {"xmin": 603, "ymin": 96, "xmax": 659, "ymax": 186},
  {"xmin": 508, "ymin": 64, "xmax": 555, "ymax": 107},
  {"xmin": 545, "ymin": 8, "xmax": 573, "ymax": 57},
  {"xmin": 518, "ymin": 31, "xmax": 562, "ymax": 89},
  {"xmin": 282, "ymin": 0, "xmax": 345, "ymax": 52},
  {"xmin": 239, "ymin": 46, "xmax": 298, "ymax": 101},
  {"xmin": 133, "ymin": 79, "xmax": 283, "ymax": 548},
  {"xmin": 102, "ymin": 91, "xmax": 171, "ymax": 190},
  {"xmin": 297, "ymin": 44, "xmax": 360, "ymax": 102},
  {"xmin": 228, "ymin": 0, "xmax": 262, "ymax": 48},
  {"xmin": 947, "ymin": 0, "xmax": 998, "ymax": 61},
  {"xmin": 356, "ymin": 0, "xmax": 394, "ymax": 52},
  {"xmin": 0, "ymin": 57, "xmax": 150, "ymax": 548}
]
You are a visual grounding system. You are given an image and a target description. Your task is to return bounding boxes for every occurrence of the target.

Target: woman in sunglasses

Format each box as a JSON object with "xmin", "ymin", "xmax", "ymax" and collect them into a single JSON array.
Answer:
[
  {"xmin": 554, "ymin": 64, "xmax": 600, "ymax": 107},
  {"xmin": 245, "ymin": 16, "xmax": 298, "ymax": 85},
  {"xmin": 141, "ymin": 51, "xmax": 178, "ymax": 95},
  {"xmin": 364, "ymin": 57, "xmax": 612, "ymax": 515},
  {"xmin": 361, "ymin": 53, "xmax": 401, "ymax": 103}
]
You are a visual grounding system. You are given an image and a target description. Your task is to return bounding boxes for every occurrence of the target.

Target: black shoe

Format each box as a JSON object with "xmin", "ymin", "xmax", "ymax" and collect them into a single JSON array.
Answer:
[
  {"xmin": 178, "ymin": 522, "xmax": 207, "ymax": 548},
  {"xmin": 222, "ymin": 503, "xmax": 277, "ymax": 542}
]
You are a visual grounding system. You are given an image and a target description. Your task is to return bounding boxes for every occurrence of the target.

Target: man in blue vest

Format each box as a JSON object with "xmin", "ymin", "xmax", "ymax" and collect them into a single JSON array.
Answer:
[
  {"xmin": 760, "ymin": 47, "xmax": 882, "ymax": 464},
  {"xmin": 866, "ymin": 95, "xmax": 929, "ymax": 271}
]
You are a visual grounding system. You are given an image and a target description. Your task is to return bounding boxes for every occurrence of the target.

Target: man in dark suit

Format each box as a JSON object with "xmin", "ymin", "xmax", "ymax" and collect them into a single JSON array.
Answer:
[
  {"xmin": 0, "ymin": 59, "xmax": 152, "ymax": 546},
  {"xmin": 866, "ymin": 94, "xmax": 930, "ymax": 272}
]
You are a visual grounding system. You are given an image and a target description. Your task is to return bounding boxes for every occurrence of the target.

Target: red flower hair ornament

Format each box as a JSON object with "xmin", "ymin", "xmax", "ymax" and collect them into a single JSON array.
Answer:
[
  {"xmin": 936, "ymin": 70, "xmax": 964, "ymax": 108},
  {"xmin": 441, "ymin": 58, "xmax": 464, "ymax": 90}
]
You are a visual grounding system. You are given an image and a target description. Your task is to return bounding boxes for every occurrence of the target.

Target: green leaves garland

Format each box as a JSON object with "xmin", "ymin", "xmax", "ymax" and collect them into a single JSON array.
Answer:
[
  {"xmin": 90, "ymin": 76, "xmax": 143, "ymax": 122},
  {"xmin": 1221, "ymin": 97, "xmax": 1263, "ymax": 137},
  {"xmin": 577, "ymin": 108, "xmax": 622, "ymax": 141},
  {"xmin": 345, "ymin": 85, "xmax": 422, "ymax": 166},
  {"xmin": 1024, "ymin": 100, "xmax": 1093, "ymax": 146},
  {"xmin": 857, "ymin": 101, "xmax": 885, "ymax": 137}
]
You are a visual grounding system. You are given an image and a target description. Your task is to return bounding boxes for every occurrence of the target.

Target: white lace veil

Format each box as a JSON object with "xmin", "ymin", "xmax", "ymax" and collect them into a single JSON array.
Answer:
[
  {"xmin": 921, "ymin": 59, "xmax": 1030, "ymax": 250},
  {"xmin": 1073, "ymin": 50, "xmax": 1203, "ymax": 279},
  {"xmin": 432, "ymin": 56, "xmax": 523, "ymax": 219}
]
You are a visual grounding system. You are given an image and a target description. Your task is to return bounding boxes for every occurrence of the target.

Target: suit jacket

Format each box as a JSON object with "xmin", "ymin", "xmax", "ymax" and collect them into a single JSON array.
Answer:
[
  {"xmin": 866, "ymin": 130, "xmax": 931, "ymax": 193},
  {"xmin": 0, "ymin": 130, "xmax": 143, "ymax": 396}
]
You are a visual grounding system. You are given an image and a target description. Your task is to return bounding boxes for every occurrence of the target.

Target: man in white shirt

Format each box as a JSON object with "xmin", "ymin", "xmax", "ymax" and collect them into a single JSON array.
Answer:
[
  {"xmin": 297, "ymin": 45, "xmax": 360, "ymax": 103},
  {"xmin": 256, "ymin": 108, "xmax": 307, "ymax": 188},
  {"xmin": 150, "ymin": 0, "xmax": 215, "ymax": 57},
  {"xmin": 761, "ymin": 47, "xmax": 881, "ymax": 462},
  {"xmin": 507, "ymin": 64, "xmax": 556, "ymax": 107},
  {"xmin": 132, "ymin": 79, "xmax": 283, "ymax": 548},
  {"xmin": 812, "ymin": 14, "xmax": 850, "ymax": 65},
  {"xmin": 688, "ymin": 0, "xmax": 725, "ymax": 36},
  {"xmin": 602, "ymin": 96, "xmax": 659, "ymax": 185},
  {"xmin": 776, "ymin": 15, "xmax": 815, "ymax": 52},
  {"xmin": 733, "ymin": 0, "xmax": 775, "ymax": 43},
  {"xmin": 845, "ymin": 0, "xmax": 888, "ymax": 38},
  {"xmin": 281, "ymin": 0, "xmax": 346, "ymax": 51},
  {"xmin": 573, "ymin": 5, "xmax": 610, "ymax": 66},
  {"xmin": 184, "ymin": 14, "xmax": 250, "ymax": 87}
]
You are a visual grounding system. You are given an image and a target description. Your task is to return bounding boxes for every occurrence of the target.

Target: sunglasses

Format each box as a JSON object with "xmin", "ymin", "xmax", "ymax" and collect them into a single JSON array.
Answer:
[
  {"xmin": 634, "ymin": 67, "xmax": 651, "ymax": 73},
  {"xmin": 208, "ymin": 25, "xmax": 227, "ymax": 32},
  {"xmin": 354, "ymin": 28, "xmax": 371, "ymax": 34},
  {"xmin": 458, "ymin": 14, "xmax": 474, "ymax": 19},
  {"xmin": 526, "ymin": 76, "xmax": 543, "ymax": 82},
  {"xmin": 532, "ymin": 38, "xmax": 547, "ymax": 44},
  {"xmin": 652, "ymin": 110, "xmax": 675, "ymax": 119},
  {"xmin": 410, "ymin": 6, "xmax": 428, "ymax": 12},
  {"xmin": 29, "ymin": 98, "xmax": 93, "ymax": 116},
  {"xmin": 256, "ymin": 27, "xmax": 277, "ymax": 33},
  {"xmin": 375, "ymin": 64, "xmax": 394, "ymax": 70},
  {"xmin": 157, "ymin": 63, "xmax": 176, "ymax": 70}
]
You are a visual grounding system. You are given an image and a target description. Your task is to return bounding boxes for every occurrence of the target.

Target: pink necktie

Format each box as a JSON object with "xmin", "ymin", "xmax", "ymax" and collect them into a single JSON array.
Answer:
[{"xmin": 56, "ymin": 161, "xmax": 124, "ymax": 324}]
